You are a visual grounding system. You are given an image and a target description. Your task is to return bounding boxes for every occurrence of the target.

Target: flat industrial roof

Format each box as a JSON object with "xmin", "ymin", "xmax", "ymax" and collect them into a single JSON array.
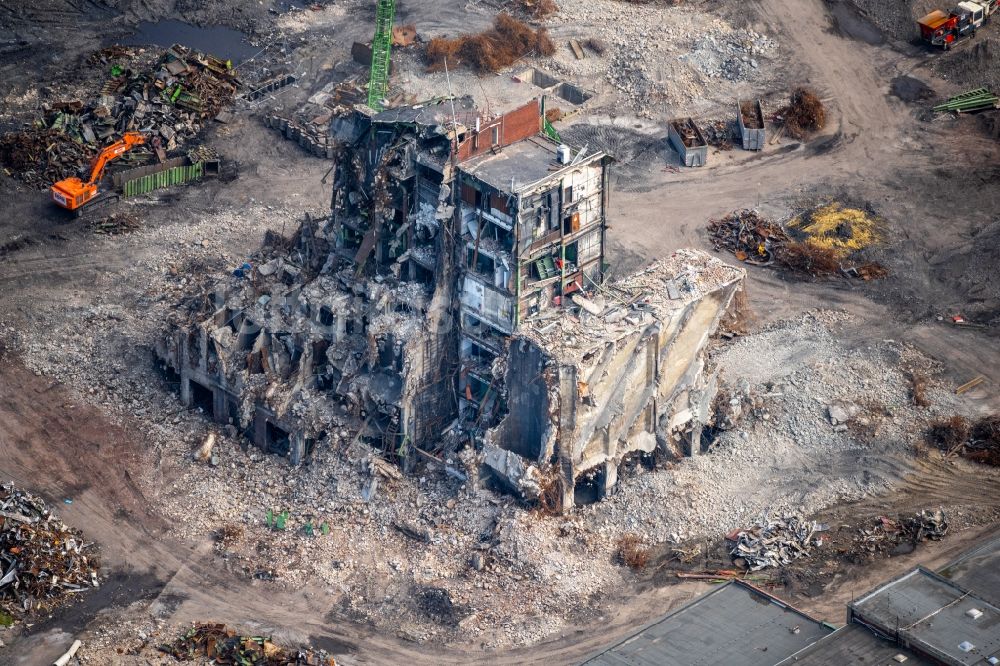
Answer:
[
  {"xmin": 580, "ymin": 580, "xmax": 833, "ymax": 666},
  {"xmin": 850, "ymin": 567, "xmax": 1000, "ymax": 665},
  {"xmin": 941, "ymin": 533, "xmax": 1000, "ymax": 608},
  {"xmin": 460, "ymin": 135, "xmax": 605, "ymax": 194},
  {"xmin": 775, "ymin": 624, "xmax": 933, "ymax": 665}
]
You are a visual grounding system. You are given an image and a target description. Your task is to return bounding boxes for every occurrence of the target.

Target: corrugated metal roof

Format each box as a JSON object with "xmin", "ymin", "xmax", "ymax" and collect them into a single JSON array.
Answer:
[{"xmin": 580, "ymin": 581, "xmax": 833, "ymax": 666}]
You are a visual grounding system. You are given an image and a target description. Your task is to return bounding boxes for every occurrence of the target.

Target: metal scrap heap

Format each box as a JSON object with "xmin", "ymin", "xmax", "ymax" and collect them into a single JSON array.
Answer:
[
  {"xmin": 707, "ymin": 209, "xmax": 790, "ymax": 264},
  {"xmin": 160, "ymin": 623, "xmax": 336, "ymax": 665},
  {"xmin": 0, "ymin": 483, "xmax": 99, "ymax": 624},
  {"xmin": 848, "ymin": 509, "xmax": 948, "ymax": 563},
  {"xmin": 727, "ymin": 512, "xmax": 823, "ymax": 571},
  {"xmin": 0, "ymin": 44, "xmax": 239, "ymax": 188}
]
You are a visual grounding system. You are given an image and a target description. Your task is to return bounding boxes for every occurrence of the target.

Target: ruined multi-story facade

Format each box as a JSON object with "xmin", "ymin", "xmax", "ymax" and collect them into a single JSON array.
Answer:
[
  {"xmin": 482, "ymin": 251, "xmax": 744, "ymax": 509},
  {"xmin": 455, "ymin": 134, "xmax": 610, "ymax": 432},
  {"xmin": 156, "ymin": 94, "xmax": 744, "ymax": 510}
]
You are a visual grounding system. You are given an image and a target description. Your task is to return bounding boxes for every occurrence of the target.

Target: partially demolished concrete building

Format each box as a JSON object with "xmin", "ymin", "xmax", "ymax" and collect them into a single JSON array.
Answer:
[
  {"xmin": 482, "ymin": 251, "xmax": 743, "ymax": 509},
  {"xmin": 156, "ymin": 94, "xmax": 745, "ymax": 510}
]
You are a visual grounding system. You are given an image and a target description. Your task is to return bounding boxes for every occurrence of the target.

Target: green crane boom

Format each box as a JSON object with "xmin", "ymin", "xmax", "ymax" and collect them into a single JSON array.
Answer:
[{"xmin": 367, "ymin": 0, "xmax": 396, "ymax": 111}]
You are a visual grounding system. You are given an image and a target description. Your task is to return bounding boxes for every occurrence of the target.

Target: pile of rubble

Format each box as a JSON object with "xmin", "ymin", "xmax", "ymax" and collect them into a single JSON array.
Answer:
[
  {"xmin": 847, "ymin": 510, "xmax": 949, "ymax": 563},
  {"xmin": 0, "ymin": 44, "xmax": 239, "ymax": 188},
  {"xmin": 679, "ymin": 27, "xmax": 777, "ymax": 82},
  {"xmin": 160, "ymin": 623, "xmax": 335, "ymax": 665},
  {"xmin": 727, "ymin": 511, "xmax": 824, "ymax": 571},
  {"xmin": 0, "ymin": 483, "xmax": 100, "ymax": 625},
  {"xmin": 541, "ymin": 1, "xmax": 780, "ymax": 114},
  {"xmin": 88, "ymin": 211, "xmax": 142, "ymax": 236}
]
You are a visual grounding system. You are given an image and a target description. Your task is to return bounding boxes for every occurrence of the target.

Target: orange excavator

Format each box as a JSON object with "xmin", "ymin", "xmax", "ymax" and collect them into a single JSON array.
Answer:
[{"xmin": 50, "ymin": 132, "xmax": 146, "ymax": 215}]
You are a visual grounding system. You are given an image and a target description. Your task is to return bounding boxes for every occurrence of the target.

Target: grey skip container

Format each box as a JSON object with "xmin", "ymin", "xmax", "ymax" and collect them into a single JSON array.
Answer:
[
  {"xmin": 738, "ymin": 99, "xmax": 765, "ymax": 151},
  {"xmin": 667, "ymin": 118, "xmax": 708, "ymax": 167}
]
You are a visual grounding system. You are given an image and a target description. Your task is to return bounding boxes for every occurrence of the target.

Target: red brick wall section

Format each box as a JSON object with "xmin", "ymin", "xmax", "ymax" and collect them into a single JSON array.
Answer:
[{"xmin": 456, "ymin": 100, "xmax": 541, "ymax": 162}]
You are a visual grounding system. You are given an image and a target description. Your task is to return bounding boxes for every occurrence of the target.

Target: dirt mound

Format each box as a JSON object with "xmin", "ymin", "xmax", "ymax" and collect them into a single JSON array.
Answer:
[
  {"xmin": 778, "ymin": 88, "xmax": 827, "ymax": 139},
  {"xmin": 425, "ymin": 14, "xmax": 555, "ymax": 73},
  {"xmin": 890, "ymin": 75, "xmax": 935, "ymax": 103}
]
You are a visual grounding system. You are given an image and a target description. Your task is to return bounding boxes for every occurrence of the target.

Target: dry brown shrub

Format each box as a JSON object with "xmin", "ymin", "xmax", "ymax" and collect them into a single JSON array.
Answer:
[
  {"xmin": 545, "ymin": 107, "xmax": 563, "ymax": 122},
  {"xmin": 616, "ymin": 533, "xmax": 650, "ymax": 570},
  {"xmin": 780, "ymin": 87, "xmax": 826, "ymax": 139},
  {"xmin": 857, "ymin": 262, "xmax": 889, "ymax": 280},
  {"xmin": 516, "ymin": 0, "xmax": 558, "ymax": 18},
  {"xmin": 216, "ymin": 523, "xmax": 245, "ymax": 549},
  {"xmin": 928, "ymin": 415, "xmax": 971, "ymax": 451},
  {"xmin": 778, "ymin": 241, "xmax": 841, "ymax": 276},
  {"xmin": 968, "ymin": 416, "xmax": 1000, "ymax": 466},
  {"xmin": 535, "ymin": 469, "xmax": 564, "ymax": 516},
  {"xmin": 425, "ymin": 14, "xmax": 555, "ymax": 73},
  {"xmin": 908, "ymin": 370, "xmax": 931, "ymax": 408}
]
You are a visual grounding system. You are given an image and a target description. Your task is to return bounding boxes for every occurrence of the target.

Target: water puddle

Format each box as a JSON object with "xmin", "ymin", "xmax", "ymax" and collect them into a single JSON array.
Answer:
[
  {"xmin": 828, "ymin": 1, "xmax": 885, "ymax": 45},
  {"xmin": 120, "ymin": 19, "xmax": 259, "ymax": 64}
]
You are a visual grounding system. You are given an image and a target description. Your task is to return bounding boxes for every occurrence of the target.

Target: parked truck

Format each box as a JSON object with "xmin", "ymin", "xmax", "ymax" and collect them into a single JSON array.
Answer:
[{"xmin": 919, "ymin": 1, "xmax": 998, "ymax": 49}]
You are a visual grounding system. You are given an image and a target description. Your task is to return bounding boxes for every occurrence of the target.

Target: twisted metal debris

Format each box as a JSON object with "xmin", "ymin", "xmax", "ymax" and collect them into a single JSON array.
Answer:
[
  {"xmin": 160, "ymin": 623, "xmax": 336, "ymax": 665},
  {"xmin": 727, "ymin": 511, "xmax": 823, "ymax": 571},
  {"xmin": 0, "ymin": 483, "xmax": 99, "ymax": 624}
]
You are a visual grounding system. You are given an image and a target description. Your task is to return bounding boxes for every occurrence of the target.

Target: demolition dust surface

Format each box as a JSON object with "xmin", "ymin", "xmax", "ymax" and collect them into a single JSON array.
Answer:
[{"xmin": 4, "ymin": 214, "xmax": 1000, "ymax": 653}]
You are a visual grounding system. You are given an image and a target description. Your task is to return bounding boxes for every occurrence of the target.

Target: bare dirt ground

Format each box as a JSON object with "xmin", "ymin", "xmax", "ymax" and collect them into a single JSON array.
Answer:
[{"xmin": 1, "ymin": 0, "xmax": 999, "ymax": 663}]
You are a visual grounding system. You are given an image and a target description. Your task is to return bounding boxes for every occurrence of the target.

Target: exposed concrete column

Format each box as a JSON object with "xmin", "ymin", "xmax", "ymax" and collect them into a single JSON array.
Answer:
[
  {"xmin": 599, "ymin": 460, "xmax": 618, "ymax": 499},
  {"xmin": 212, "ymin": 388, "xmax": 226, "ymax": 424},
  {"xmin": 289, "ymin": 432, "xmax": 306, "ymax": 465}
]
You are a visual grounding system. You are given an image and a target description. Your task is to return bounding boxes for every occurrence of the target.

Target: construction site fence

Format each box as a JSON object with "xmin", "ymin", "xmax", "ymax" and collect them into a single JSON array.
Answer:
[{"xmin": 122, "ymin": 161, "xmax": 203, "ymax": 198}]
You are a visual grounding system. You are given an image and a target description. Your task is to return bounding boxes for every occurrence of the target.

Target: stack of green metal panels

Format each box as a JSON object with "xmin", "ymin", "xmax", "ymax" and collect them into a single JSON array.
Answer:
[
  {"xmin": 122, "ymin": 162, "xmax": 204, "ymax": 198},
  {"xmin": 933, "ymin": 88, "xmax": 999, "ymax": 113}
]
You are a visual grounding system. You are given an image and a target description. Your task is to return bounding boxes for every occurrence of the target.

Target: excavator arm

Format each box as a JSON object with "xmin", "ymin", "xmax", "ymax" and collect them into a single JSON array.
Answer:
[
  {"xmin": 51, "ymin": 131, "xmax": 146, "ymax": 212},
  {"xmin": 86, "ymin": 132, "xmax": 146, "ymax": 186}
]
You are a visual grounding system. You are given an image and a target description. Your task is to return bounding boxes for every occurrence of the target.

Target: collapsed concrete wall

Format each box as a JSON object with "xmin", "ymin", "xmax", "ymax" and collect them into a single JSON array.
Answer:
[
  {"xmin": 482, "ymin": 250, "xmax": 745, "ymax": 510},
  {"xmin": 155, "ymin": 219, "xmax": 445, "ymax": 464}
]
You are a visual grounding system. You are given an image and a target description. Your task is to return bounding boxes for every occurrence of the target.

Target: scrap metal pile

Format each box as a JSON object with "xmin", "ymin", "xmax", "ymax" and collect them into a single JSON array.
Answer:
[
  {"xmin": 708, "ymin": 208, "xmax": 887, "ymax": 279},
  {"xmin": 727, "ymin": 512, "xmax": 824, "ymax": 571},
  {"xmin": 160, "ymin": 623, "xmax": 336, "ymax": 665},
  {"xmin": 707, "ymin": 209, "xmax": 790, "ymax": 264},
  {"xmin": 0, "ymin": 483, "xmax": 99, "ymax": 624},
  {"xmin": 0, "ymin": 44, "xmax": 239, "ymax": 188},
  {"xmin": 847, "ymin": 509, "xmax": 949, "ymax": 563}
]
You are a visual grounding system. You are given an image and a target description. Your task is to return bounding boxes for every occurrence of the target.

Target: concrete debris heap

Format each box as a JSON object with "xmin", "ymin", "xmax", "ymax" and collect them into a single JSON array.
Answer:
[
  {"xmin": 0, "ymin": 43, "xmax": 239, "ymax": 188},
  {"xmin": 156, "ymin": 93, "xmax": 744, "ymax": 511},
  {"xmin": 0, "ymin": 483, "xmax": 100, "ymax": 625},
  {"xmin": 726, "ymin": 511, "xmax": 825, "ymax": 571},
  {"xmin": 160, "ymin": 623, "xmax": 335, "ymax": 665}
]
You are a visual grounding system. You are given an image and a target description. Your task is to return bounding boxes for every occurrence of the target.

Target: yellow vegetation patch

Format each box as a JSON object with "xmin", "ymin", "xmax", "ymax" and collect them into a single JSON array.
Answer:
[{"xmin": 788, "ymin": 203, "xmax": 881, "ymax": 256}]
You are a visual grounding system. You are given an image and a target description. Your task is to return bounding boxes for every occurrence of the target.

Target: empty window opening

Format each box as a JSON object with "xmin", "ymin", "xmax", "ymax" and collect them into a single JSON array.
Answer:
[
  {"xmin": 266, "ymin": 422, "xmax": 291, "ymax": 456},
  {"xmin": 574, "ymin": 468, "xmax": 604, "ymax": 506},
  {"xmin": 491, "ymin": 126, "xmax": 499, "ymax": 146},
  {"xmin": 319, "ymin": 306, "xmax": 335, "ymax": 326},
  {"xmin": 467, "ymin": 248, "xmax": 496, "ymax": 277},
  {"xmin": 157, "ymin": 361, "xmax": 181, "ymax": 388},
  {"xmin": 190, "ymin": 380, "xmax": 214, "ymax": 415}
]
